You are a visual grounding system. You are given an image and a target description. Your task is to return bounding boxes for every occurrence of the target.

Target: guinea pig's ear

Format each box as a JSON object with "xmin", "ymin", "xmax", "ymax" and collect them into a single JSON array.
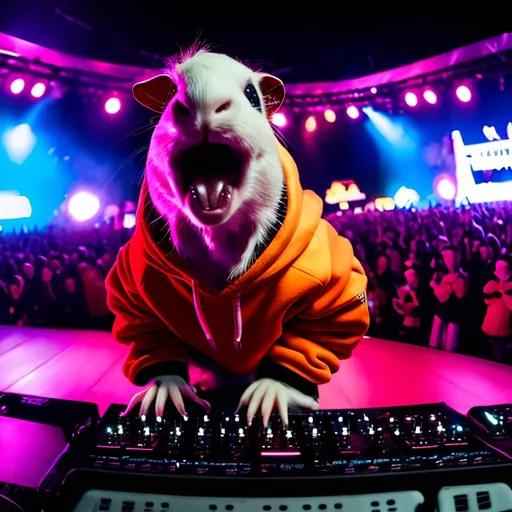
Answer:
[
  {"xmin": 132, "ymin": 74, "xmax": 178, "ymax": 113},
  {"xmin": 259, "ymin": 74, "xmax": 286, "ymax": 117}
]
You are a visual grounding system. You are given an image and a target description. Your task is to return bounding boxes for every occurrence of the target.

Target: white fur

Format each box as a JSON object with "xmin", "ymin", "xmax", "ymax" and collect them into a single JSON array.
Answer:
[{"xmin": 145, "ymin": 51, "xmax": 284, "ymax": 288}]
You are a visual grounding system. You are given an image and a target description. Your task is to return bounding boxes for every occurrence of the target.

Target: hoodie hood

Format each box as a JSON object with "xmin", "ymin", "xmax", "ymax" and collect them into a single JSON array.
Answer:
[{"xmin": 134, "ymin": 143, "xmax": 323, "ymax": 351}]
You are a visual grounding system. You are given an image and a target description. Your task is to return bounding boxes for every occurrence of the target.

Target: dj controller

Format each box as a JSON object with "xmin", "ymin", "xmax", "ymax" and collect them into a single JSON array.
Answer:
[{"xmin": 0, "ymin": 392, "xmax": 511, "ymax": 511}]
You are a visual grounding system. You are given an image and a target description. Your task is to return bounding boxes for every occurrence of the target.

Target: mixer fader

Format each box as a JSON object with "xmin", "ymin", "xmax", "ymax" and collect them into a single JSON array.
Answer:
[{"xmin": 391, "ymin": 411, "xmax": 469, "ymax": 450}]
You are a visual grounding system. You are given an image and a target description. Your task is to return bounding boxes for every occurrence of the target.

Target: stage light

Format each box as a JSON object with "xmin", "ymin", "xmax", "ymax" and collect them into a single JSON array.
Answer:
[
  {"xmin": 9, "ymin": 78, "xmax": 25, "ymax": 95},
  {"xmin": 394, "ymin": 186, "xmax": 420, "ymax": 208},
  {"xmin": 2, "ymin": 124, "xmax": 36, "ymax": 164},
  {"xmin": 436, "ymin": 178, "xmax": 456, "ymax": 201},
  {"xmin": 423, "ymin": 90, "xmax": 437, "ymax": 105},
  {"xmin": 375, "ymin": 197, "xmax": 395, "ymax": 211},
  {"xmin": 123, "ymin": 212, "xmax": 136, "ymax": 229},
  {"xmin": 105, "ymin": 97, "xmax": 121, "ymax": 115},
  {"xmin": 30, "ymin": 82, "xmax": 46, "ymax": 98},
  {"xmin": 0, "ymin": 194, "xmax": 32, "ymax": 220},
  {"xmin": 370, "ymin": 87, "xmax": 377, "ymax": 94},
  {"xmin": 456, "ymin": 85, "xmax": 471, "ymax": 103},
  {"xmin": 68, "ymin": 191, "xmax": 100, "ymax": 222},
  {"xmin": 305, "ymin": 116, "xmax": 316, "ymax": 132},
  {"xmin": 272, "ymin": 112, "xmax": 287, "ymax": 127},
  {"xmin": 324, "ymin": 109, "xmax": 336, "ymax": 123},
  {"xmin": 346, "ymin": 106, "xmax": 360, "ymax": 119},
  {"xmin": 404, "ymin": 92, "xmax": 418, "ymax": 107}
]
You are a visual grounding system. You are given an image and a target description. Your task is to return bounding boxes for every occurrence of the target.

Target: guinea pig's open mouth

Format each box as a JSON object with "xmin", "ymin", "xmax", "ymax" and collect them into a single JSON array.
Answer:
[{"xmin": 173, "ymin": 142, "xmax": 249, "ymax": 220}]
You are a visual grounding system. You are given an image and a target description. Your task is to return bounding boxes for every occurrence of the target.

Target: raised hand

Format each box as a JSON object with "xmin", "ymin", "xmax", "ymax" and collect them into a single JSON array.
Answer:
[
  {"xmin": 122, "ymin": 375, "xmax": 211, "ymax": 418},
  {"xmin": 236, "ymin": 378, "xmax": 319, "ymax": 428}
]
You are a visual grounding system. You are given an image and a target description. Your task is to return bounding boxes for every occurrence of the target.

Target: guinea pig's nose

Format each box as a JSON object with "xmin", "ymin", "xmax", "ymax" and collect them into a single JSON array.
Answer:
[{"xmin": 213, "ymin": 100, "xmax": 231, "ymax": 114}]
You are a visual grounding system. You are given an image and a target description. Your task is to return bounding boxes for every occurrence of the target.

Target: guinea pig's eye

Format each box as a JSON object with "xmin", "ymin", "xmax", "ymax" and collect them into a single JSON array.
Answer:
[{"xmin": 244, "ymin": 83, "xmax": 262, "ymax": 112}]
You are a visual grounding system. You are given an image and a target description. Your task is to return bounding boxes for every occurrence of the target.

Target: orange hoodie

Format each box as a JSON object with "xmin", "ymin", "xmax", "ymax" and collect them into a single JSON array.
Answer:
[{"xmin": 106, "ymin": 145, "xmax": 369, "ymax": 395}]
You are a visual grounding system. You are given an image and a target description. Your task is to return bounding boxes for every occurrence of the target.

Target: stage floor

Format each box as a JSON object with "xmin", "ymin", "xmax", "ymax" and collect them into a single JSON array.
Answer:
[{"xmin": 1, "ymin": 326, "xmax": 511, "ymax": 416}]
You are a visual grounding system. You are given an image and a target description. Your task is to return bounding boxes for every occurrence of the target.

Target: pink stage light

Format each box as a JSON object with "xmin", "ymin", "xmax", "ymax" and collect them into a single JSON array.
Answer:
[
  {"xmin": 370, "ymin": 87, "xmax": 377, "ymax": 94},
  {"xmin": 305, "ymin": 116, "xmax": 316, "ymax": 132},
  {"xmin": 105, "ymin": 97, "xmax": 121, "ymax": 115},
  {"xmin": 272, "ymin": 112, "xmax": 287, "ymax": 127},
  {"xmin": 346, "ymin": 106, "xmax": 360, "ymax": 119},
  {"xmin": 423, "ymin": 90, "xmax": 437, "ymax": 105},
  {"xmin": 456, "ymin": 85, "xmax": 471, "ymax": 103},
  {"xmin": 68, "ymin": 191, "xmax": 100, "ymax": 222},
  {"xmin": 404, "ymin": 92, "xmax": 418, "ymax": 107},
  {"xmin": 31, "ymin": 82, "xmax": 46, "ymax": 98},
  {"xmin": 9, "ymin": 78, "xmax": 25, "ymax": 95},
  {"xmin": 436, "ymin": 178, "xmax": 456, "ymax": 201},
  {"xmin": 324, "ymin": 109, "xmax": 336, "ymax": 123}
]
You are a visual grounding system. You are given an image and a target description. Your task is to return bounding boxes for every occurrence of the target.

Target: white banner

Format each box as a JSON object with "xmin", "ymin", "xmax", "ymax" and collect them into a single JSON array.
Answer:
[{"xmin": 464, "ymin": 139, "xmax": 512, "ymax": 171}]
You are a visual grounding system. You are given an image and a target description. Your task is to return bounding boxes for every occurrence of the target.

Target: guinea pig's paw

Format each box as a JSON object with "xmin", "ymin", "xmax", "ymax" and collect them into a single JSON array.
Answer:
[{"xmin": 121, "ymin": 383, "xmax": 159, "ymax": 417}]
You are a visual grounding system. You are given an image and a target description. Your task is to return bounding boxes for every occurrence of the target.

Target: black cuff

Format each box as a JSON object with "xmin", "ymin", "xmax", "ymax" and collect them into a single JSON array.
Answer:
[
  {"xmin": 258, "ymin": 357, "xmax": 319, "ymax": 400},
  {"xmin": 134, "ymin": 362, "xmax": 189, "ymax": 387}
]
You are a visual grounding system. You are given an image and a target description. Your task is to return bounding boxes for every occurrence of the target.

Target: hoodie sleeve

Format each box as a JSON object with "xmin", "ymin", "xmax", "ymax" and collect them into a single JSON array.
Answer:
[
  {"xmin": 106, "ymin": 244, "xmax": 190, "ymax": 386},
  {"xmin": 260, "ymin": 231, "xmax": 369, "ymax": 392}
]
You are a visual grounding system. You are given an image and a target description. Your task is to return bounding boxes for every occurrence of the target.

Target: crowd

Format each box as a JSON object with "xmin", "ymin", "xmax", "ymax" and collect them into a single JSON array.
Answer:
[
  {"xmin": 0, "ymin": 203, "xmax": 511, "ymax": 365},
  {"xmin": 0, "ymin": 224, "xmax": 130, "ymax": 330},
  {"xmin": 330, "ymin": 202, "xmax": 512, "ymax": 364}
]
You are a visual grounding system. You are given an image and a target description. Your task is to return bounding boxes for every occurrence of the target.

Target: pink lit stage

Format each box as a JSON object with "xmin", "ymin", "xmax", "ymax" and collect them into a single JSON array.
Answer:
[
  {"xmin": 1, "ymin": 326, "xmax": 511, "ymax": 416},
  {"xmin": 2, "ymin": 326, "xmax": 512, "ymax": 487}
]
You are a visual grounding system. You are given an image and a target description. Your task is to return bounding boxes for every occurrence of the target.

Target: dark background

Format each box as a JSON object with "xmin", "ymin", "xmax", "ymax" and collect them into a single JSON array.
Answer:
[{"xmin": 1, "ymin": 1, "xmax": 510, "ymax": 83}]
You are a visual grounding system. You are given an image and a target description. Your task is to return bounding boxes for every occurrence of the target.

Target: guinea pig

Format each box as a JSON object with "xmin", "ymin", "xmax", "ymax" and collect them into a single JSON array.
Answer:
[{"xmin": 133, "ymin": 47, "xmax": 286, "ymax": 286}]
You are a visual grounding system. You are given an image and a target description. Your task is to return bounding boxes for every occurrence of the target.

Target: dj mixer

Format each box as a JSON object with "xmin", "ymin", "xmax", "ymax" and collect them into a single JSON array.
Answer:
[
  {"xmin": 62, "ymin": 402, "xmax": 508, "ymax": 477},
  {"xmin": 1, "ymin": 393, "xmax": 511, "ymax": 511}
]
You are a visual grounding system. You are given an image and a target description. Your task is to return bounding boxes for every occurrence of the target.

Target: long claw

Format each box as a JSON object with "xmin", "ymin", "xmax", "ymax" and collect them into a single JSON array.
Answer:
[
  {"xmin": 169, "ymin": 386, "xmax": 186, "ymax": 417},
  {"xmin": 276, "ymin": 388, "xmax": 289, "ymax": 428},
  {"xmin": 139, "ymin": 384, "xmax": 158, "ymax": 417},
  {"xmin": 247, "ymin": 381, "xmax": 269, "ymax": 426},
  {"xmin": 155, "ymin": 384, "xmax": 169, "ymax": 417},
  {"xmin": 122, "ymin": 389, "xmax": 146, "ymax": 416}
]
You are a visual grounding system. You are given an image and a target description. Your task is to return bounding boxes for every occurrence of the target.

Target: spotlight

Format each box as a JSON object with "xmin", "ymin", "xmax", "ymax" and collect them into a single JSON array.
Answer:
[
  {"xmin": 404, "ymin": 92, "xmax": 418, "ymax": 107},
  {"xmin": 2, "ymin": 124, "xmax": 36, "ymax": 164},
  {"xmin": 434, "ymin": 175, "xmax": 457, "ymax": 201},
  {"xmin": 370, "ymin": 87, "xmax": 377, "ymax": 94},
  {"xmin": 346, "ymin": 106, "xmax": 359, "ymax": 119},
  {"xmin": 272, "ymin": 113, "xmax": 287, "ymax": 127},
  {"xmin": 423, "ymin": 90, "xmax": 437, "ymax": 104},
  {"xmin": 456, "ymin": 85, "xmax": 471, "ymax": 103},
  {"xmin": 68, "ymin": 191, "xmax": 100, "ymax": 222},
  {"xmin": 31, "ymin": 82, "xmax": 46, "ymax": 98},
  {"xmin": 324, "ymin": 109, "xmax": 336, "ymax": 123},
  {"xmin": 305, "ymin": 116, "xmax": 316, "ymax": 132},
  {"xmin": 394, "ymin": 186, "xmax": 420, "ymax": 208},
  {"xmin": 9, "ymin": 78, "xmax": 25, "ymax": 95},
  {"xmin": 105, "ymin": 97, "xmax": 121, "ymax": 115}
]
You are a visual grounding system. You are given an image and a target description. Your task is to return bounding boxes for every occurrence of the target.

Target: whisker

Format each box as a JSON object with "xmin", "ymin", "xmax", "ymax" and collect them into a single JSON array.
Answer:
[
  {"xmin": 100, "ymin": 145, "xmax": 149, "ymax": 192},
  {"xmin": 110, "ymin": 122, "xmax": 155, "ymax": 149}
]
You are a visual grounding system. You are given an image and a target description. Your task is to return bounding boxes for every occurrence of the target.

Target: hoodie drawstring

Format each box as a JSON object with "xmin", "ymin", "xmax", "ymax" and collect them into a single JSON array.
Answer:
[
  {"xmin": 233, "ymin": 294, "xmax": 242, "ymax": 351},
  {"xmin": 192, "ymin": 281, "xmax": 242, "ymax": 351}
]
